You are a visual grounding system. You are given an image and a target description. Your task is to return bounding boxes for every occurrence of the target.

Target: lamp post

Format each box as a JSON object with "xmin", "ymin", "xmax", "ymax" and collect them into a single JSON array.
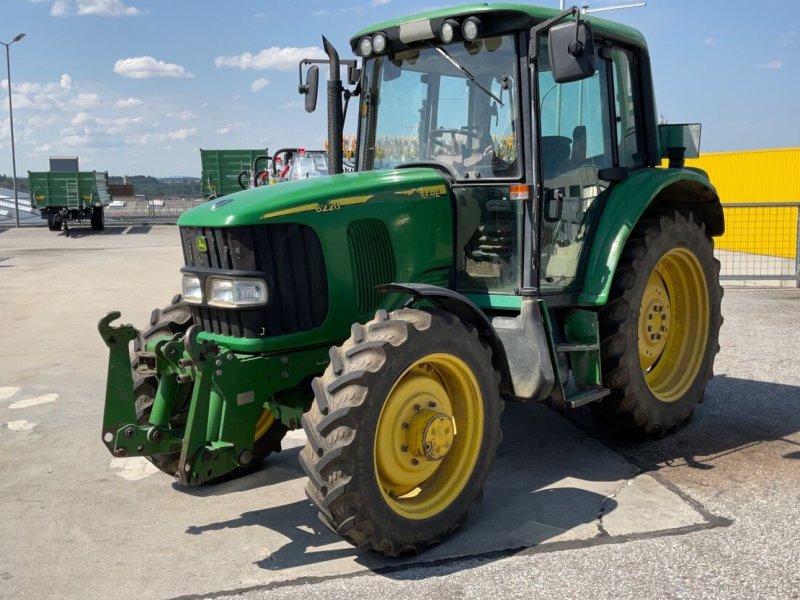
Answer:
[{"xmin": 2, "ymin": 33, "xmax": 25, "ymax": 228}]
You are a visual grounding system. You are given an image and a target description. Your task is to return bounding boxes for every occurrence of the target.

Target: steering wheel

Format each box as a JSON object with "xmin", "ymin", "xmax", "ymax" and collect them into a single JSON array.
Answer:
[{"xmin": 428, "ymin": 128, "xmax": 465, "ymax": 156}]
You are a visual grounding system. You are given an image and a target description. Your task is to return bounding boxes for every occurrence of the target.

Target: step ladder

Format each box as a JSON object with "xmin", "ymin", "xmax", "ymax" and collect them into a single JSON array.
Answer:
[
  {"xmin": 65, "ymin": 180, "xmax": 80, "ymax": 211},
  {"xmin": 540, "ymin": 301, "xmax": 611, "ymax": 409}
]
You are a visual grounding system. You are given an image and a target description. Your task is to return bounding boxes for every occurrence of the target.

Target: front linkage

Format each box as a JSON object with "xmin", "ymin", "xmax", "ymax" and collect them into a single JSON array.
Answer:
[{"xmin": 98, "ymin": 311, "xmax": 327, "ymax": 485}]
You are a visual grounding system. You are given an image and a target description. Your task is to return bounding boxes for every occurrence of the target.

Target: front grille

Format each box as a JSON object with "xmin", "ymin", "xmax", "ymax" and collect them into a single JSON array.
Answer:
[{"xmin": 180, "ymin": 224, "xmax": 328, "ymax": 338}]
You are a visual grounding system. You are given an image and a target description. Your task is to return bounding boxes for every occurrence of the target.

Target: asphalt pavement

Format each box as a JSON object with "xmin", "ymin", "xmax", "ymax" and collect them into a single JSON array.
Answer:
[{"xmin": 0, "ymin": 226, "xmax": 797, "ymax": 600}]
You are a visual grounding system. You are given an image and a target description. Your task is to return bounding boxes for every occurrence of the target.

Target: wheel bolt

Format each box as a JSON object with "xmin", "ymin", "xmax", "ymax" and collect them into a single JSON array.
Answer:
[
  {"xmin": 428, "ymin": 401, "xmax": 437, "ymax": 408},
  {"xmin": 411, "ymin": 458, "xmax": 419, "ymax": 466},
  {"xmin": 413, "ymin": 404, "xmax": 421, "ymax": 411},
  {"xmin": 402, "ymin": 422, "xmax": 409, "ymax": 429},
  {"xmin": 400, "ymin": 445, "xmax": 408, "ymax": 452}
]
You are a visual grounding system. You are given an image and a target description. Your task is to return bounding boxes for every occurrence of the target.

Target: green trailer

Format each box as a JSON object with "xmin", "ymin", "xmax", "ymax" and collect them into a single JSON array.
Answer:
[
  {"xmin": 29, "ymin": 170, "xmax": 111, "ymax": 232},
  {"xmin": 200, "ymin": 149, "xmax": 269, "ymax": 198}
]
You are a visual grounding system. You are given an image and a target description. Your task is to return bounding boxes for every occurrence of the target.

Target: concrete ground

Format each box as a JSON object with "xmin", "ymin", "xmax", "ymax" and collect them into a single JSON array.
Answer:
[{"xmin": 0, "ymin": 226, "xmax": 797, "ymax": 599}]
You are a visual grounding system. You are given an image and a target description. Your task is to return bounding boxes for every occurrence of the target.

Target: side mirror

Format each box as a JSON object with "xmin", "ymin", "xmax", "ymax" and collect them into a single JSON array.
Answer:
[
  {"xmin": 299, "ymin": 65, "xmax": 319, "ymax": 113},
  {"xmin": 348, "ymin": 65, "xmax": 361, "ymax": 86},
  {"xmin": 548, "ymin": 20, "xmax": 596, "ymax": 84}
]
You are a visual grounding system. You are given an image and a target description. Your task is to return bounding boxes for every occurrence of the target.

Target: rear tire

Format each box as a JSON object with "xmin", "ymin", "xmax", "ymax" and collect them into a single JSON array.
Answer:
[
  {"xmin": 133, "ymin": 295, "xmax": 287, "ymax": 480},
  {"xmin": 595, "ymin": 210, "xmax": 722, "ymax": 437},
  {"xmin": 300, "ymin": 308, "xmax": 503, "ymax": 556}
]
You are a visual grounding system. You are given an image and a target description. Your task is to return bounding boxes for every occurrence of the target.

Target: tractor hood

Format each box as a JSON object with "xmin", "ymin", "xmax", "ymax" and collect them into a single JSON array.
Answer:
[{"xmin": 178, "ymin": 168, "xmax": 449, "ymax": 228}]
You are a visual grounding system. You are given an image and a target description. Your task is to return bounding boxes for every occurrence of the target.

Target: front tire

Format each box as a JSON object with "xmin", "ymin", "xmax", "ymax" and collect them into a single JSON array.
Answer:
[
  {"xmin": 595, "ymin": 210, "xmax": 722, "ymax": 436},
  {"xmin": 300, "ymin": 308, "xmax": 503, "ymax": 556}
]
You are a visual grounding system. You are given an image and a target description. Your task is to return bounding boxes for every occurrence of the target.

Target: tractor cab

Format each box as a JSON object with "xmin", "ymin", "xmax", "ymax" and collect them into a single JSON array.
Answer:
[{"xmin": 299, "ymin": 4, "xmax": 672, "ymax": 307}]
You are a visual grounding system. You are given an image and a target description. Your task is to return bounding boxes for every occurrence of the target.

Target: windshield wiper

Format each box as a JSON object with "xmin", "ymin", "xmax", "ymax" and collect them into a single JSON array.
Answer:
[{"xmin": 432, "ymin": 45, "xmax": 504, "ymax": 107}]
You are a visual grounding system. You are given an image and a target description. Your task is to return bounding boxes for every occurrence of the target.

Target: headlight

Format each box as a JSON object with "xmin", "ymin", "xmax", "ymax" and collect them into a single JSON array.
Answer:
[
  {"xmin": 358, "ymin": 36, "xmax": 373, "ymax": 57},
  {"xmin": 440, "ymin": 19, "xmax": 458, "ymax": 44},
  {"xmin": 182, "ymin": 274, "xmax": 203, "ymax": 304},
  {"xmin": 372, "ymin": 32, "xmax": 388, "ymax": 54},
  {"xmin": 462, "ymin": 16, "xmax": 481, "ymax": 41},
  {"xmin": 207, "ymin": 277, "xmax": 268, "ymax": 308}
]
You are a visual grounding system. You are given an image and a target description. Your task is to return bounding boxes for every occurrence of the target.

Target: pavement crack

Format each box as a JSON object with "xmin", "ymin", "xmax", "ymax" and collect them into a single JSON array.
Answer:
[{"xmin": 596, "ymin": 471, "xmax": 640, "ymax": 536}]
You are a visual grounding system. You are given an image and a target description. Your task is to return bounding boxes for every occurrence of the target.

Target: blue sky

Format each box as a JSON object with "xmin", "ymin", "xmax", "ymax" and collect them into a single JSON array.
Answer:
[{"xmin": 1, "ymin": 0, "xmax": 798, "ymax": 177}]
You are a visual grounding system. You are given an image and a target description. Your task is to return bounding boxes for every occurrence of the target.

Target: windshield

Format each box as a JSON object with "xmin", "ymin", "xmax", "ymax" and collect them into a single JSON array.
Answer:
[{"xmin": 358, "ymin": 35, "xmax": 520, "ymax": 180}]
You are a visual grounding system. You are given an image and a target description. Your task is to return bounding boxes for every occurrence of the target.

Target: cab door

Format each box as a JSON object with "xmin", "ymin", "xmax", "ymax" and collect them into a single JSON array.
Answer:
[{"xmin": 534, "ymin": 37, "xmax": 615, "ymax": 293}]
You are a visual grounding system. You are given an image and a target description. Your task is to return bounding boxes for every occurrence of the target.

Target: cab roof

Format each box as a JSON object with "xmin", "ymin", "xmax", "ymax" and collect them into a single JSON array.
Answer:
[{"xmin": 351, "ymin": 3, "xmax": 648, "ymax": 53}]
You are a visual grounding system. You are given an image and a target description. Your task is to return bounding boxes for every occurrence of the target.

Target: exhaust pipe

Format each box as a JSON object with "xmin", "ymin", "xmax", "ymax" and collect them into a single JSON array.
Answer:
[{"xmin": 322, "ymin": 36, "xmax": 343, "ymax": 175}]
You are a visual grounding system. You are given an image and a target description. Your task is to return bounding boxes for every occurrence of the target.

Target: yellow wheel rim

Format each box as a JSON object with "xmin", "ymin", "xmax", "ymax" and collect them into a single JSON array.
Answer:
[
  {"xmin": 374, "ymin": 353, "xmax": 484, "ymax": 520},
  {"xmin": 254, "ymin": 409, "xmax": 275, "ymax": 440},
  {"xmin": 638, "ymin": 248, "xmax": 709, "ymax": 402}
]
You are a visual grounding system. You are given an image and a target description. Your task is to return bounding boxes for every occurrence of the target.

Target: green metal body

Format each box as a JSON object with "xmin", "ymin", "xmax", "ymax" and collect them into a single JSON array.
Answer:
[
  {"xmin": 200, "ymin": 149, "xmax": 267, "ymax": 198},
  {"xmin": 28, "ymin": 170, "xmax": 111, "ymax": 211},
  {"xmin": 99, "ymin": 2, "xmax": 721, "ymax": 485}
]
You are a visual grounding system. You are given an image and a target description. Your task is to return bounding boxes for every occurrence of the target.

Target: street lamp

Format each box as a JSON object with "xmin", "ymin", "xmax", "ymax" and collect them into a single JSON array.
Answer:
[{"xmin": 1, "ymin": 32, "xmax": 25, "ymax": 228}]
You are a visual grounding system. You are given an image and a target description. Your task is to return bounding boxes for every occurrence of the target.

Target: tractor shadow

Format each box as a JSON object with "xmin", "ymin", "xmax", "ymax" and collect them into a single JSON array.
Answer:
[
  {"xmin": 567, "ymin": 375, "xmax": 800, "ymax": 470},
  {"xmin": 184, "ymin": 401, "xmax": 626, "ymax": 573}
]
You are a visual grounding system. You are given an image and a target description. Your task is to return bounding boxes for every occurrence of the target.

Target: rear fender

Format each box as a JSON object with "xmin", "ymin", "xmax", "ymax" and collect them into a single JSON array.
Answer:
[{"xmin": 579, "ymin": 168, "xmax": 723, "ymax": 306}]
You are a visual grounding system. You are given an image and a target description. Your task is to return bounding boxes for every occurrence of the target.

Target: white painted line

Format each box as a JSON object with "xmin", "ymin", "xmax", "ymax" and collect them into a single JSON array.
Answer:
[
  {"xmin": 7, "ymin": 420, "xmax": 35, "ymax": 431},
  {"xmin": 0, "ymin": 387, "xmax": 20, "ymax": 401},
  {"xmin": 121, "ymin": 226, "xmax": 132, "ymax": 235},
  {"xmin": 9, "ymin": 393, "xmax": 58, "ymax": 410},
  {"xmin": 109, "ymin": 457, "xmax": 160, "ymax": 481}
]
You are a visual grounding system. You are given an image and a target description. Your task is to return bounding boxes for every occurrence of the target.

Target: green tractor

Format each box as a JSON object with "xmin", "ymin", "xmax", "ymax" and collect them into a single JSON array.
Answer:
[{"xmin": 99, "ymin": 3, "xmax": 723, "ymax": 556}]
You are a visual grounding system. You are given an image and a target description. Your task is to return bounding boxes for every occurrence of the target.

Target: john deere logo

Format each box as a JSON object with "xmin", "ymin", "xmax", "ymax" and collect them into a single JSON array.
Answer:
[{"xmin": 196, "ymin": 236, "xmax": 208, "ymax": 253}]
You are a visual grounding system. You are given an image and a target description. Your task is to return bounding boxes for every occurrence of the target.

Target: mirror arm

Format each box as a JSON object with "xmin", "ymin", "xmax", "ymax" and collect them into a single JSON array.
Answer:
[{"xmin": 529, "ymin": 6, "xmax": 578, "ymax": 61}]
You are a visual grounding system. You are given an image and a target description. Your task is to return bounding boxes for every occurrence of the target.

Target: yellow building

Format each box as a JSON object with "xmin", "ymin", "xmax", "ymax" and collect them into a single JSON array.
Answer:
[{"xmin": 686, "ymin": 147, "xmax": 799, "ymax": 259}]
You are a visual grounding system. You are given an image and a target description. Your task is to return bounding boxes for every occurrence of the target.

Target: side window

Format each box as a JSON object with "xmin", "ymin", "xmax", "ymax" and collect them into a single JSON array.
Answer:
[
  {"xmin": 612, "ymin": 49, "xmax": 643, "ymax": 168},
  {"xmin": 537, "ymin": 37, "xmax": 613, "ymax": 291}
]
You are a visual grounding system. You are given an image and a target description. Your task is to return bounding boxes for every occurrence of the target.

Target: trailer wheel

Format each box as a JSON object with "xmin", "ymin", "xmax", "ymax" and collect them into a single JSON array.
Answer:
[
  {"xmin": 133, "ymin": 295, "xmax": 287, "ymax": 479},
  {"xmin": 47, "ymin": 214, "xmax": 63, "ymax": 231},
  {"xmin": 300, "ymin": 308, "xmax": 503, "ymax": 556},
  {"xmin": 91, "ymin": 207, "xmax": 105, "ymax": 231},
  {"xmin": 596, "ymin": 210, "xmax": 722, "ymax": 437}
]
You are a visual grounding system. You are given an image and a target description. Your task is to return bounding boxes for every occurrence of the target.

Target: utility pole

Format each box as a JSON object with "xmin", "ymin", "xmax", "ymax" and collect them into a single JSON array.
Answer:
[{"xmin": 2, "ymin": 32, "xmax": 25, "ymax": 228}]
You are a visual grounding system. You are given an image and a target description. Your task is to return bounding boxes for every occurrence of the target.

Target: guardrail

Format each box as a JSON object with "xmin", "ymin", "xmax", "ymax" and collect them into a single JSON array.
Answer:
[{"xmin": 716, "ymin": 202, "xmax": 799, "ymax": 287}]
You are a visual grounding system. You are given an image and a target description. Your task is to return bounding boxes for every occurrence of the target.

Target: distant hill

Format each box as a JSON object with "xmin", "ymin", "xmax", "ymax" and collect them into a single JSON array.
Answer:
[{"xmin": 107, "ymin": 175, "xmax": 201, "ymax": 197}]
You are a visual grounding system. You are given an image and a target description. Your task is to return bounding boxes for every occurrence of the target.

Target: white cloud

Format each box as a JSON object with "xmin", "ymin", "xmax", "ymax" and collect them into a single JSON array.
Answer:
[
  {"xmin": 755, "ymin": 60, "xmax": 782, "ymax": 70},
  {"xmin": 165, "ymin": 110, "xmax": 198, "ymax": 121},
  {"xmin": 281, "ymin": 100, "xmax": 302, "ymax": 110},
  {"xmin": 1, "ymin": 73, "xmax": 74, "ymax": 111},
  {"xmin": 126, "ymin": 127, "xmax": 197, "ymax": 146},
  {"xmin": 371, "ymin": 0, "xmax": 390, "ymax": 6},
  {"xmin": 70, "ymin": 92, "xmax": 102, "ymax": 108},
  {"xmin": 113, "ymin": 56, "xmax": 194, "ymax": 79},
  {"xmin": 215, "ymin": 46, "xmax": 325, "ymax": 72},
  {"xmin": 704, "ymin": 37, "xmax": 718, "ymax": 46},
  {"xmin": 312, "ymin": 10, "xmax": 329, "ymax": 16},
  {"xmin": 115, "ymin": 97, "xmax": 142, "ymax": 108},
  {"xmin": 47, "ymin": 0, "xmax": 141, "ymax": 17},
  {"xmin": 215, "ymin": 126, "xmax": 232, "ymax": 135},
  {"xmin": 50, "ymin": 0, "xmax": 67, "ymax": 16},
  {"xmin": 77, "ymin": 0, "xmax": 140, "ymax": 16},
  {"xmin": 250, "ymin": 78, "xmax": 271, "ymax": 93}
]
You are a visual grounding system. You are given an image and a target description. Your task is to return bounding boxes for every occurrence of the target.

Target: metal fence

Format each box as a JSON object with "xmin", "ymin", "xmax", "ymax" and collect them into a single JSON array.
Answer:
[
  {"xmin": 105, "ymin": 195, "xmax": 207, "ymax": 224},
  {"xmin": 3, "ymin": 195, "xmax": 799, "ymax": 287},
  {"xmin": 716, "ymin": 202, "xmax": 799, "ymax": 287}
]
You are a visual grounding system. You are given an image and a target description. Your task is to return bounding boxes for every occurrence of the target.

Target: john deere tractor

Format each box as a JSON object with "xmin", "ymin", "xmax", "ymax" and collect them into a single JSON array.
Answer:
[{"xmin": 99, "ymin": 4, "xmax": 723, "ymax": 556}]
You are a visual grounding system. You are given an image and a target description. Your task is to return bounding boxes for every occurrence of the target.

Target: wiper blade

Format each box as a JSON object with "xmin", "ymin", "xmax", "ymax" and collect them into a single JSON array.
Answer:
[{"xmin": 433, "ymin": 45, "xmax": 504, "ymax": 107}]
